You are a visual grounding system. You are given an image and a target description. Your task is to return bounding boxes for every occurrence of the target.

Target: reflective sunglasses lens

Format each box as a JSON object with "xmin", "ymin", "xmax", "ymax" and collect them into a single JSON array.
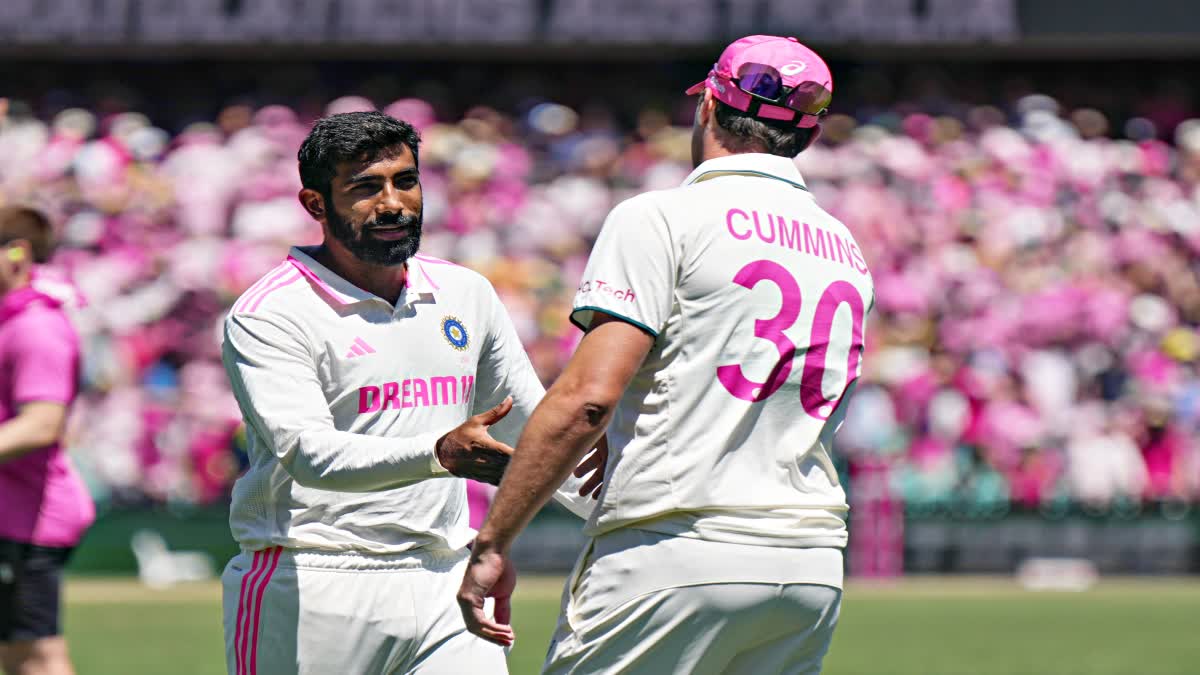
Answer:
[
  {"xmin": 736, "ymin": 63, "xmax": 784, "ymax": 100},
  {"xmin": 784, "ymin": 82, "xmax": 833, "ymax": 116}
]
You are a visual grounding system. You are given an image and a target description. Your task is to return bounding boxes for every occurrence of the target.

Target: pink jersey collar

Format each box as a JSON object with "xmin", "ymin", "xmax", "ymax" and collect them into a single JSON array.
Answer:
[
  {"xmin": 0, "ymin": 286, "xmax": 62, "ymax": 323},
  {"xmin": 286, "ymin": 246, "xmax": 437, "ymax": 307}
]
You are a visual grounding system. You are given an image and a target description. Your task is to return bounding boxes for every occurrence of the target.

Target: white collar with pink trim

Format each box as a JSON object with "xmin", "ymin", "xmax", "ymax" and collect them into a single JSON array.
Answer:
[{"xmin": 286, "ymin": 245, "xmax": 437, "ymax": 308}]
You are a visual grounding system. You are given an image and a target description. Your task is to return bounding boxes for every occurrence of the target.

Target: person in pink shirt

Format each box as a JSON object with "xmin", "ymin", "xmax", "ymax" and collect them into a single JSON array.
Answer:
[{"xmin": 0, "ymin": 206, "xmax": 93, "ymax": 675}]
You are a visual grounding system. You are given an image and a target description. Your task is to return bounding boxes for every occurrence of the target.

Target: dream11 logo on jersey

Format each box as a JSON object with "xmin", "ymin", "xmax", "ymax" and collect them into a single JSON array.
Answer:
[{"xmin": 578, "ymin": 279, "xmax": 637, "ymax": 302}]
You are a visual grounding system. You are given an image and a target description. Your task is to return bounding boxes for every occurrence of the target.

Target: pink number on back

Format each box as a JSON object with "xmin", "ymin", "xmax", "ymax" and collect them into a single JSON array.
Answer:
[
  {"xmin": 800, "ymin": 280, "xmax": 865, "ymax": 420},
  {"xmin": 717, "ymin": 260, "xmax": 866, "ymax": 416},
  {"xmin": 716, "ymin": 260, "xmax": 802, "ymax": 402}
]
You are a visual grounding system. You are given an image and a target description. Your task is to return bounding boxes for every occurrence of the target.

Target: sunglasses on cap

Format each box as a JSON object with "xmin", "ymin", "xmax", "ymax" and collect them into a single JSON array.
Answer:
[{"xmin": 727, "ymin": 62, "xmax": 831, "ymax": 126}]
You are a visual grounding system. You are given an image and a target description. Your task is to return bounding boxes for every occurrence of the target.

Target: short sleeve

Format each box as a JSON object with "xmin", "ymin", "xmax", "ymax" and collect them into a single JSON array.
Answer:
[
  {"xmin": 571, "ymin": 195, "xmax": 677, "ymax": 337},
  {"xmin": 10, "ymin": 310, "xmax": 78, "ymax": 406}
]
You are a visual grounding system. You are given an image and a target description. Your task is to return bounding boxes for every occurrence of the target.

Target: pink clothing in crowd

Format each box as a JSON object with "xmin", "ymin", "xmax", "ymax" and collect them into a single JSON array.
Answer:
[{"xmin": 0, "ymin": 287, "xmax": 94, "ymax": 547}]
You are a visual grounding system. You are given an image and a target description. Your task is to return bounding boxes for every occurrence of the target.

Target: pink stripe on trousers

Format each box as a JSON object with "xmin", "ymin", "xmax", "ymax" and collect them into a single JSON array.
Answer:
[
  {"xmin": 246, "ymin": 547, "xmax": 283, "ymax": 675},
  {"xmin": 234, "ymin": 551, "xmax": 263, "ymax": 675}
]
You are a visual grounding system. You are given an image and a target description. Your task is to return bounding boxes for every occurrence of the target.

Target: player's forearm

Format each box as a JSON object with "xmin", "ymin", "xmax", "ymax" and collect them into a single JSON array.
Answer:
[
  {"xmin": 480, "ymin": 318, "xmax": 651, "ymax": 540},
  {"xmin": 277, "ymin": 427, "xmax": 449, "ymax": 491},
  {"xmin": 0, "ymin": 408, "xmax": 65, "ymax": 464},
  {"xmin": 227, "ymin": 316, "xmax": 451, "ymax": 491},
  {"xmin": 475, "ymin": 389, "xmax": 610, "ymax": 553}
]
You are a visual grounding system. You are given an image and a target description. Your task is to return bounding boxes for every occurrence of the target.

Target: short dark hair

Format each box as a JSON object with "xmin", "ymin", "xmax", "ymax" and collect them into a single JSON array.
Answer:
[
  {"xmin": 0, "ymin": 206, "xmax": 53, "ymax": 263},
  {"xmin": 297, "ymin": 111, "xmax": 421, "ymax": 196},
  {"xmin": 713, "ymin": 101, "xmax": 815, "ymax": 158}
]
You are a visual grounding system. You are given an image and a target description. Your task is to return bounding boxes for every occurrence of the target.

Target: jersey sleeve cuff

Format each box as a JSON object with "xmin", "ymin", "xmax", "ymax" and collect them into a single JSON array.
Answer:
[
  {"xmin": 430, "ymin": 439, "xmax": 452, "ymax": 476},
  {"xmin": 570, "ymin": 306, "xmax": 659, "ymax": 337}
]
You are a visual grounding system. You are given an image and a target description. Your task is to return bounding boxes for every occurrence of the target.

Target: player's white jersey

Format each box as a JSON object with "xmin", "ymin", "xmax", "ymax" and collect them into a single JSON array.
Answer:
[
  {"xmin": 224, "ymin": 246, "xmax": 593, "ymax": 555},
  {"xmin": 572, "ymin": 153, "xmax": 874, "ymax": 549}
]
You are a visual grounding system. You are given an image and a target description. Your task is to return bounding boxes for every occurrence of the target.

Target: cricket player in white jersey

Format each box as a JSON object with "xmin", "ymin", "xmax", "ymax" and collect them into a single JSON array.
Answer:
[
  {"xmin": 459, "ymin": 36, "xmax": 874, "ymax": 674},
  {"xmin": 221, "ymin": 112, "xmax": 602, "ymax": 675}
]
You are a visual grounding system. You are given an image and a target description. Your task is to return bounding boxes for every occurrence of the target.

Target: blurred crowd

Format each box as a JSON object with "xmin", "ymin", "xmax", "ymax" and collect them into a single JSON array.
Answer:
[{"xmin": 2, "ymin": 82, "xmax": 1200, "ymax": 515}]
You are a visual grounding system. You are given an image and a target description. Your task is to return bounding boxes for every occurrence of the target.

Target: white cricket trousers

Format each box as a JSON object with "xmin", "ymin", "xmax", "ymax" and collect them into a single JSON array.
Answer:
[
  {"xmin": 221, "ymin": 546, "xmax": 507, "ymax": 675},
  {"xmin": 543, "ymin": 529, "xmax": 843, "ymax": 675}
]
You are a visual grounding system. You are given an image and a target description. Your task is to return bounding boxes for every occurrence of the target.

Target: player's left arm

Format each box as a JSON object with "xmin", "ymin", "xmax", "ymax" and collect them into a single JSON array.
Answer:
[{"xmin": 459, "ymin": 313, "xmax": 653, "ymax": 645}]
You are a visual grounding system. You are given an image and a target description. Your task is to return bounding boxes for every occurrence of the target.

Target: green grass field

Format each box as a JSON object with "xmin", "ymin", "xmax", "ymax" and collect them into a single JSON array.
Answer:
[{"xmin": 62, "ymin": 576, "xmax": 1200, "ymax": 675}]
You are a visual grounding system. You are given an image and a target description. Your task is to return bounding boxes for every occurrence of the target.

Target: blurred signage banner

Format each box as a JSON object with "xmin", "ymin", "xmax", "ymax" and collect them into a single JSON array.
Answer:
[{"xmin": 0, "ymin": 0, "xmax": 1019, "ymax": 47}]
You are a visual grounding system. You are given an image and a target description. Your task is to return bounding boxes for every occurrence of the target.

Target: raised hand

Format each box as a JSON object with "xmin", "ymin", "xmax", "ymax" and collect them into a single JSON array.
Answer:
[{"xmin": 435, "ymin": 397, "xmax": 516, "ymax": 485}]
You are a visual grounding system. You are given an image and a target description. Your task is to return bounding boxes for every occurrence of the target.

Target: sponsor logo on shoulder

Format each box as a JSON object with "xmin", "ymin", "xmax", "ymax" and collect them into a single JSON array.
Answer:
[{"xmin": 578, "ymin": 279, "xmax": 636, "ymax": 302}]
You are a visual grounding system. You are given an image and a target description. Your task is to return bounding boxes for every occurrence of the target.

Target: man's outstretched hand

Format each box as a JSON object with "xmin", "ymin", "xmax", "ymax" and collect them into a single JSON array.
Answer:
[
  {"xmin": 435, "ymin": 397, "xmax": 516, "ymax": 485},
  {"xmin": 457, "ymin": 545, "xmax": 516, "ymax": 647}
]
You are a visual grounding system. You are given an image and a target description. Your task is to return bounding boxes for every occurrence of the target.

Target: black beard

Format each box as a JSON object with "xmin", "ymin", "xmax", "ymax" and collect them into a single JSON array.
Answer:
[{"xmin": 327, "ymin": 207, "xmax": 422, "ymax": 266}]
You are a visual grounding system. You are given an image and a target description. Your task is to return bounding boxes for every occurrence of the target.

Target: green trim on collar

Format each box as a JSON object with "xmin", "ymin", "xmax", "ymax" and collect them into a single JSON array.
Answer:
[{"xmin": 688, "ymin": 169, "xmax": 810, "ymax": 192}]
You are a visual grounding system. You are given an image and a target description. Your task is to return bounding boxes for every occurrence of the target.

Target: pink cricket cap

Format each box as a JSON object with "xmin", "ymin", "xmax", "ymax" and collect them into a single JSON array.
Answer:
[{"xmin": 686, "ymin": 35, "xmax": 833, "ymax": 129}]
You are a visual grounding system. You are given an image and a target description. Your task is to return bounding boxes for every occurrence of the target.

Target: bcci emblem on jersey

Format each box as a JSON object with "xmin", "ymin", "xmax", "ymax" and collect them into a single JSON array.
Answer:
[{"xmin": 441, "ymin": 316, "xmax": 469, "ymax": 351}]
